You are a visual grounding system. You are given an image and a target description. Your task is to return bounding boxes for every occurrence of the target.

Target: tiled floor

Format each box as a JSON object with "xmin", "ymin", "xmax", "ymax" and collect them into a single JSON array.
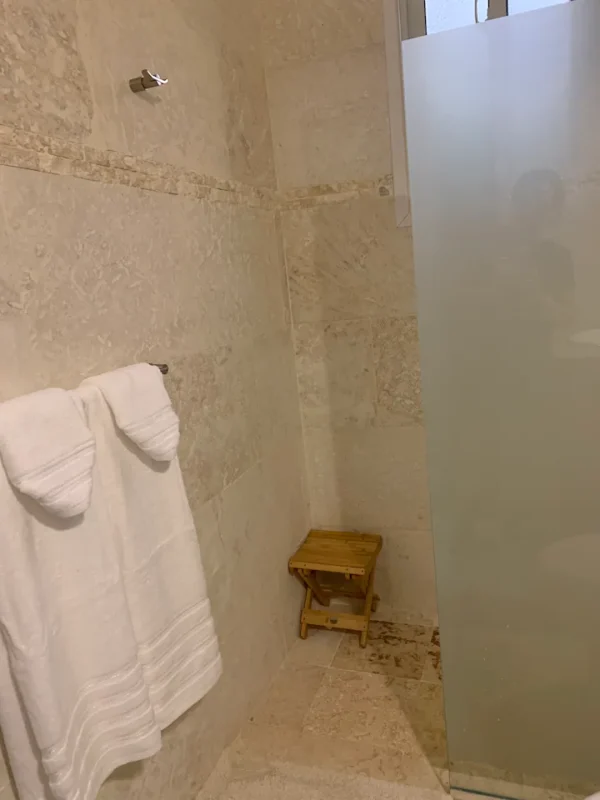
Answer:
[{"xmin": 200, "ymin": 621, "xmax": 450, "ymax": 800}]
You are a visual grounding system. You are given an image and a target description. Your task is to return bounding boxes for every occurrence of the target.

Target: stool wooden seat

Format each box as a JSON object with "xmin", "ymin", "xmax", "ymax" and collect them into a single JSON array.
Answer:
[{"xmin": 288, "ymin": 529, "xmax": 382, "ymax": 648}]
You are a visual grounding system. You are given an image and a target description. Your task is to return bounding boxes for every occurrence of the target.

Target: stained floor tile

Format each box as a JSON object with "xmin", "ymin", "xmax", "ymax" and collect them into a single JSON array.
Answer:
[
  {"xmin": 332, "ymin": 620, "xmax": 431, "ymax": 679},
  {"xmin": 251, "ymin": 664, "xmax": 325, "ymax": 730},
  {"xmin": 400, "ymin": 681, "xmax": 445, "ymax": 732},
  {"xmin": 422, "ymin": 627, "xmax": 442, "ymax": 683}
]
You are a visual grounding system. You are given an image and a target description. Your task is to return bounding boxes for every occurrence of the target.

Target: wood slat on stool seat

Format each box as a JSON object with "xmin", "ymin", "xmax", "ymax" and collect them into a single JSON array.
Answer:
[
  {"xmin": 288, "ymin": 529, "xmax": 382, "ymax": 648},
  {"xmin": 289, "ymin": 529, "xmax": 381, "ymax": 575}
]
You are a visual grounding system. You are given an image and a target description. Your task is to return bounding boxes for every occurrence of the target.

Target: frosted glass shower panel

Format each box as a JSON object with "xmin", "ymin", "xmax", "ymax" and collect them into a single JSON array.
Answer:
[{"xmin": 403, "ymin": 0, "xmax": 600, "ymax": 793}]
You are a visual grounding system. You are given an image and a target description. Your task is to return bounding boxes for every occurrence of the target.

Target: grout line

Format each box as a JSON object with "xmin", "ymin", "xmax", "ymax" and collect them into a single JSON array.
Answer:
[
  {"xmin": 325, "ymin": 632, "xmax": 344, "ymax": 667},
  {"xmin": 293, "ymin": 312, "xmax": 418, "ymax": 328},
  {"xmin": 322, "ymin": 663, "xmax": 408, "ymax": 679},
  {"xmin": 280, "ymin": 216, "xmax": 314, "ymax": 536},
  {"xmin": 297, "ymin": 663, "xmax": 329, "ymax": 732}
]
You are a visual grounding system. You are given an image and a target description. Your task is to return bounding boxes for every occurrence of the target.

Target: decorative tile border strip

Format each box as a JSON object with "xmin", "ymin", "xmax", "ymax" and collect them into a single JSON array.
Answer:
[
  {"xmin": 0, "ymin": 126, "xmax": 276, "ymax": 210},
  {"xmin": 279, "ymin": 175, "xmax": 394, "ymax": 209},
  {"xmin": 0, "ymin": 125, "xmax": 396, "ymax": 212}
]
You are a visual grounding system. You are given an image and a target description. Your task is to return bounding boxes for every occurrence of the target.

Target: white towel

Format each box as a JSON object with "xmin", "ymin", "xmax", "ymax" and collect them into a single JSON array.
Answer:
[
  {"xmin": 0, "ymin": 458, "xmax": 162, "ymax": 800},
  {"xmin": 75, "ymin": 384, "xmax": 222, "ymax": 731},
  {"xmin": 0, "ymin": 380, "xmax": 220, "ymax": 800},
  {"xmin": 0, "ymin": 389, "xmax": 95, "ymax": 518},
  {"xmin": 83, "ymin": 365, "xmax": 179, "ymax": 462}
]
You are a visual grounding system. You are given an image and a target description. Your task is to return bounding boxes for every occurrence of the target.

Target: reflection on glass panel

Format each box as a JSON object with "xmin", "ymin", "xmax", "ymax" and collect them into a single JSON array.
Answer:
[
  {"xmin": 403, "ymin": 0, "xmax": 600, "ymax": 797},
  {"xmin": 509, "ymin": 0, "xmax": 569, "ymax": 14}
]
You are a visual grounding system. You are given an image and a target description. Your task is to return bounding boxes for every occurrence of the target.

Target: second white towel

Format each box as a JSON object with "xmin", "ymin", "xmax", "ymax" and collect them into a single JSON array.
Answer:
[{"xmin": 83, "ymin": 364, "xmax": 179, "ymax": 462}]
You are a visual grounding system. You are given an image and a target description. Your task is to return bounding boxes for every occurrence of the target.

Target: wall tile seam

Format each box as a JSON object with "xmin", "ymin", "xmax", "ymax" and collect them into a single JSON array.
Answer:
[
  {"xmin": 292, "ymin": 314, "xmax": 417, "ymax": 330},
  {"xmin": 301, "ymin": 420, "xmax": 425, "ymax": 433},
  {"xmin": 293, "ymin": 314, "xmax": 416, "ymax": 327},
  {"xmin": 366, "ymin": 317, "xmax": 380, "ymax": 425},
  {"xmin": 278, "ymin": 211, "xmax": 316, "ymax": 535},
  {"xmin": 200, "ymin": 422, "xmax": 303, "ymax": 513}
]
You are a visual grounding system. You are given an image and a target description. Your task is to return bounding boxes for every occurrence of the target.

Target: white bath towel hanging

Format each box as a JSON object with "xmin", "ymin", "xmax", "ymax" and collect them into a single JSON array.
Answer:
[
  {"xmin": 85, "ymin": 364, "xmax": 179, "ymax": 462},
  {"xmin": 0, "ymin": 388, "xmax": 95, "ymax": 518},
  {"xmin": 76, "ymin": 378, "xmax": 222, "ymax": 731},
  {"xmin": 0, "ymin": 442, "xmax": 162, "ymax": 800},
  {"xmin": 0, "ymin": 376, "xmax": 221, "ymax": 800}
]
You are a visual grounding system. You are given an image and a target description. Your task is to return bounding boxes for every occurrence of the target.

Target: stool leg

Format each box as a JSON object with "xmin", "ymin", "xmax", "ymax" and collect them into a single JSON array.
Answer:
[
  {"xmin": 360, "ymin": 569, "xmax": 376, "ymax": 648},
  {"xmin": 300, "ymin": 586, "xmax": 313, "ymax": 639}
]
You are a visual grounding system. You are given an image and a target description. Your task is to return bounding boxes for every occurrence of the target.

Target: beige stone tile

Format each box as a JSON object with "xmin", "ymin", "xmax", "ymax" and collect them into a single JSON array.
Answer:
[
  {"xmin": 251, "ymin": 664, "xmax": 326, "ymax": 729},
  {"xmin": 255, "ymin": 428, "xmax": 310, "ymax": 655},
  {"xmin": 303, "ymin": 425, "xmax": 431, "ymax": 531},
  {"xmin": 332, "ymin": 621, "xmax": 431, "ymax": 680},
  {"xmin": 214, "ymin": 463, "xmax": 275, "ymax": 628},
  {"xmin": 304, "ymin": 669, "xmax": 420, "ymax": 751},
  {"xmin": 0, "ymin": 169, "xmax": 198, "ymax": 386},
  {"xmin": 0, "ymin": 169, "xmax": 284, "ymax": 390},
  {"xmin": 268, "ymin": 46, "xmax": 391, "ymax": 188},
  {"xmin": 197, "ymin": 751, "xmax": 235, "ymax": 800},
  {"xmin": 397, "ymin": 681, "xmax": 445, "ymax": 733},
  {"xmin": 260, "ymin": 0, "xmax": 384, "ymax": 67},
  {"xmin": 258, "ymin": 426, "xmax": 310, "ymax": 570},
  {"xmin": 217, "ymin": 0, "xmax": 277, "ymax": 187},
  {"xmin": 435, "ymin": 768, "xmax": 450, "ymax": 792},
  {"xmin": 294, "ymin": 320, "xmax": 375, "ymax": 428},
  {"xmin": 217, "ymin": 760, "xmax": 448, "ymax": 800},
  {"xmin": 213, "ymin": 611, "xmax": 288, "ymax": 754},
  {"xmin": 2, "ymin": 0, "xmax": 274, "ymax": 185},
  {"xmin": 372, "ymin": 607, "xmax": 439, "ymax": 628},
  {"xmin": 82, "ymin": 0, "xmax": 274, "ymax": 184},
  {"xmin": 99, "ymin": 698, "xmax": 230, "ymax": 800},
  {"xmin": 170, "ymin": 346, "xmax": 261, "ymax": 506},
  {"xmin": 211, "ymin": 433, "xmax": 308, "ymax": 650},
  {"xmin": 285, "ymin": 630, "xmax": 344, "ymax": 668},
  {"xmin": 376, "ymin": 530, "xmax": 439, "ymax": 627},
  {"xmin": 373, "ymin": 316, "xmax": 423, "ymax": 425},
  {"xmin": 282, "ymin": 197, "xmax": 415, "ymax": 323},
  {"xmin": 0, "ymin": 0, "xmax": 92, "ymax": 140},
  {"xmin": 232, "ymin": 721, "xmax": 442, "ymax": 789},
  {"xmin": 251, "ymin": 329, "xmax": 303, "ymax": 457},
  {"xmin": 185, "ymin": 495, "xmax": 229, "ymax": 629},
  {"xmin": 361, "ymin": 677, "xmax": 447, "ymax": 770}
]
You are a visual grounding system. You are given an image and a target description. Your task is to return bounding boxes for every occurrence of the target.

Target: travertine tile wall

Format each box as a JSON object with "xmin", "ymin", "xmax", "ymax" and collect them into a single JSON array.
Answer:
[
  {"xmin": 260, "ymin": 0, "xmax": 438, "ymax": 624},
  {"xmin": 0, "ymin": 1, "xmax": 308, "ymax": 798}
]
